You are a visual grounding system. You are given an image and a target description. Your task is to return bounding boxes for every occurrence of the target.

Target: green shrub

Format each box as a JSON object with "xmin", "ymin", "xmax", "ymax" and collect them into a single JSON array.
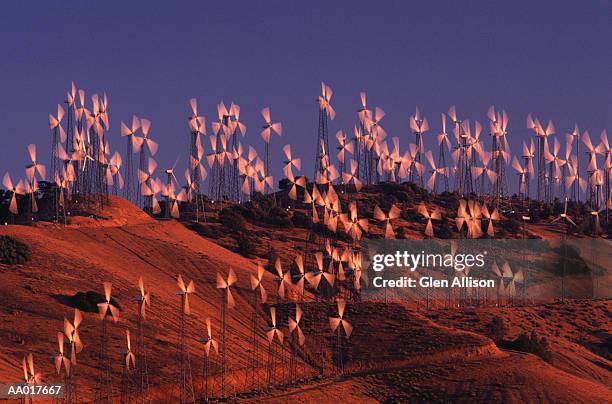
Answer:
[{"xmin": 0, "ymin": 236, "xmax": 30, "ymax": 264}]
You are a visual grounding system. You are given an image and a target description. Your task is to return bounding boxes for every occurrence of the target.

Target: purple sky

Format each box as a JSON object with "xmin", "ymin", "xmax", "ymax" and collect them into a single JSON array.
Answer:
[{"xmin": 1, "ymin": 1, "xmax": 610, "ymax": 188}]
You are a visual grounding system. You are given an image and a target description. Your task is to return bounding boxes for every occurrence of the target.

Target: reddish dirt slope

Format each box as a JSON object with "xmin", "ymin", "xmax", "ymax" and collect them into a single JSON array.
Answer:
[
  {"xmin": 0, "ymin": 196, "xmax": 610, "ymax": 403},
  {"xmin": 0, "ymin": 196, "xmax": 282, "ymax": 400}
]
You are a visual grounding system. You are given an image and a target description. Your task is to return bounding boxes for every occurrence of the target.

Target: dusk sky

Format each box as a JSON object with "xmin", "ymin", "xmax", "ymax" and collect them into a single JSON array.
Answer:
[{"xmin": 1, "ymin": 1, "xmax": 610, "ymax": 186}]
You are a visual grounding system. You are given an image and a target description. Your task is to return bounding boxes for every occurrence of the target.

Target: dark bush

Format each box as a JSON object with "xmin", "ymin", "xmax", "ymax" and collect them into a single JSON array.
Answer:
[
  {"xmin": 266, "ymin": 247, "xmax": 279, "ymax": 272},
  {"xmin": 436, "ymin": 217, "xmax": 453, "ymax": 239},
  {"xmin": 485, "ymin": 316, "xmax": 508, "ymax": 342},
  {"xmin": 267, "ymin": 206, "xmax": 293, "ymax": 228},
  {"xmin": 502, "ymin": 218, "xmax": 521, "ymax": 236},
  {"xmin": 0, "ymin": 236, "xmax": 30, "ymax": 264},
  {"xmin": 236, "ymin": 233, "xmax": 256, "ymax": 258},
  {"xmin": 512, "ymin": 330, "xmax": 552, "ymax": 362},
  {"xmin": 218, "ymin": 208, "xmax": 246, "ymax": 232},
  {"xmin": 312, "ymin": 222, "xmax": 352, "ymax": 242},
  {"xmin": 540, "ymin": 204, "xmax": 552, "ymax": 220},
  {"xmin": 379, "ymin": 182, "xmax": 414, "ymax": 202},
  {"xmin": 401, "ymin": 208, "xmax": 421, "ymax": 222},
  {"xmin": 236, "ymin": 199, "xmax": 293, "ymax": 228},
  {"xmin": 52, "ymin": 291, "xmax": 122, "ymax": 314},
  {"xmin": 291, "ymin": 210, "xmax": 312, "ymax": 229},
  {"xmin": 186, "ymin": 222, "xmax": 225, "ymax": 239}
]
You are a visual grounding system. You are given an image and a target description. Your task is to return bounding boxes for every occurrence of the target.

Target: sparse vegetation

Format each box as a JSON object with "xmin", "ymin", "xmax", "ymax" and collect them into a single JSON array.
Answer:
[
  {"xmin": 52, "ymin": 291, "xmax": 122, "ymax": 313},
  {"xmin": 485, "ymin": 315, "xmax": 507, "ymax": 342},
  {"xmin": 436, "ymin": 216, "xmax": 453, "ymax": 239},
  {"xmin": 266, "ymin": 246, "xmax": 279, "ymax": 272},
  {"xmin": 0, "ymin": 235, "xmax": 30, "ymax": 264},
  {"xmin": 291, "ymin": 210, "xmax": 312, "ymax": 229},
  {"xmin": 236, "ymin": 232, "xmax": 256, "ymax": 258},
  {"xmin": 509, "ymin": 330, "xmax": 553, "ymax": 362},
  {"xmin": 235, "ymin": 197, "xmax": 294, "ymax": 228},
  {"xmin": 502, "ymin": 218, "xmax": 521, "ymax": 236},
  {"xmin": 218, "ymin": 207, "xmax": 247, "ymax": 232}
]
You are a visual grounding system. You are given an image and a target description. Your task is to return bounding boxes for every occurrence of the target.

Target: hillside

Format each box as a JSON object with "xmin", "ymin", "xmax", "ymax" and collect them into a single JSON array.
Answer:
[
  {"xmin": 0, "ymin": 195, "xmax": 609, "ymax": 403},
  {"xmin": 0, "ymin": 196, "xmax": 283, "ymax": 400}
]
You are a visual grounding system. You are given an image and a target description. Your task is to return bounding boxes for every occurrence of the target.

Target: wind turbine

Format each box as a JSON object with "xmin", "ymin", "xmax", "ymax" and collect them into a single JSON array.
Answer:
[
  {"xmin": 566, "ymin": 125, "xmax": 581, "ymax": 201},
  {"xmin": 54, "ymin": 331, "xmax": 71, "ymax": 390},
  {"xmin": 409, "ymin": 107, "xmax": 429, "ymax": 187},
  {"xmin": 342, "ymin": 159, "xmax": 362, "ymax": 192},
  {"xmin": 373, "ymin": 204, "xmax": 400, "ymax": 239},
  {"xmin": 522, "ymin": 139, "xmax": 536, "ymax": 200},
  {"xmin": 336, "ymin": 130, "xmax": 354, "ymax": 182},
  {"xmin": 491, "ymin": 261, "xmax": 512, "ymax": 306},
  {"xmin": 598, "ymin": 130, "xmax": 611, "ymax": 220},
  {"xmin": 120, "ymin": 116, "xmax": 140, "ymax": 203},
  {"xmin": 506, "ymin": 266, "xmax": 524, "ymax": 305},
  {"xmin": 425, "ymin": 150, "xmax": 448, "ymax": 194},
  {"xmin": 512, "ymin": 156, "xmax": 529, "ymax": 202},
  {"xmin": 134, "ymin": 277, "xmax": 151, "ymax": 400},
  {"xmin": 3, "ymin": 173, "xmax": 25, "ymax": 222},
  {"xmin": 436, "ymin": 113, "xmax": 452, "ymax": 192},
  {"xmin": 261, "ymin": 107, "xmax": 282, "ymax": 194},
  {"xmin": 487, "ymin": 106, "xmax": 510, "ymax": 203},
  {"xmin": 543, "ymin": 137, "xmax": 566, "ymax": 201},
  {"xmin": 176, "ymin": 275, "xmax": 196, "ymax": 403},
  {"xmin": 355, "ymin": 92, "xmax": 371, "ymax": 183},
  {"xmin": 551, "ymin": 197, "xmax": 576, "ymax": 302},
  {"xmin": 582, "ymin": 130, "xmax": 604, "ymax": 216},
  {"xmin": 305, "ymin": 252, "xmax": 335, "ymax": 298},
  {"xmin": 162, "ymin": 159, "xmax": 187, "ymax": 219},
  {"xmin": 187, "ymin": 98, "xmax": 206, "ymax": 202},
  {"xmin": 288, "ymin": 303, "xmax": 305, "ymax": 383},
  {"xmin": 247, "ymin": 265, "xmax": 267, "ymax": 389},
  {"xmin": 481, "ymin": 203, "xmax": 500, "ymax": 237},
  {"xmin": 340, "ymin": 202, "xmax": 369, "ymax": 242},
  {"xmin": 105, "ymin": 151, "xmax": 123, "ymax": 196},
  {"xmin": 25, "ymin": 144, "xmax": 46, "ymax": 219},
  {"xmin": 418, "ymin": 203, "xmax": 441, "ymax": 238},
  {"xmin": 315, "ymin": 82, "xmax": 336, "ymax": 179},
  {"xmin": 22, "ymin": 353, "xmax": 42, "ymax": 403},
  {"xmin": 62, "ymin": 308, "xmax": 83, "ymax": 403},
  {"xmin": 133, "ymin": 118, "xmax": 158, "ymax": 208},
  {"xmin": 265, "ymin": 306, "xmax": 284, "ymax": 387},
  {"xmin": 216, "ymin": 268, "xmax": 237, "ymax": 398},
  {"xmin": 138, "ymin": 157, "xmax": 158, "ymax": 214},
  {"xmin": 120, "ymin": 330, "xmax": 137, "ymax": 402},
  {"xmin": 124, "ymin": 330, "xmax": 136, "ymax": 370},
  {"xmin": 329, "ymin": 299, "xmax": 353, "ymax": 374},
  {"xmin": 95, "ymin": 282, "xmax": 120, "ymax": 402},
  {"xmin": 200, "ymin": 317, "xmax": 218, "ymax": 401}
]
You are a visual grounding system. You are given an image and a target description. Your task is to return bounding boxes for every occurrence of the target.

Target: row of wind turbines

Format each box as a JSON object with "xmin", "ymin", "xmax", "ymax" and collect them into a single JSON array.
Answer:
[{"xmin": 2, "ymin": 81, "xmax": 611, "ymax": 229}]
